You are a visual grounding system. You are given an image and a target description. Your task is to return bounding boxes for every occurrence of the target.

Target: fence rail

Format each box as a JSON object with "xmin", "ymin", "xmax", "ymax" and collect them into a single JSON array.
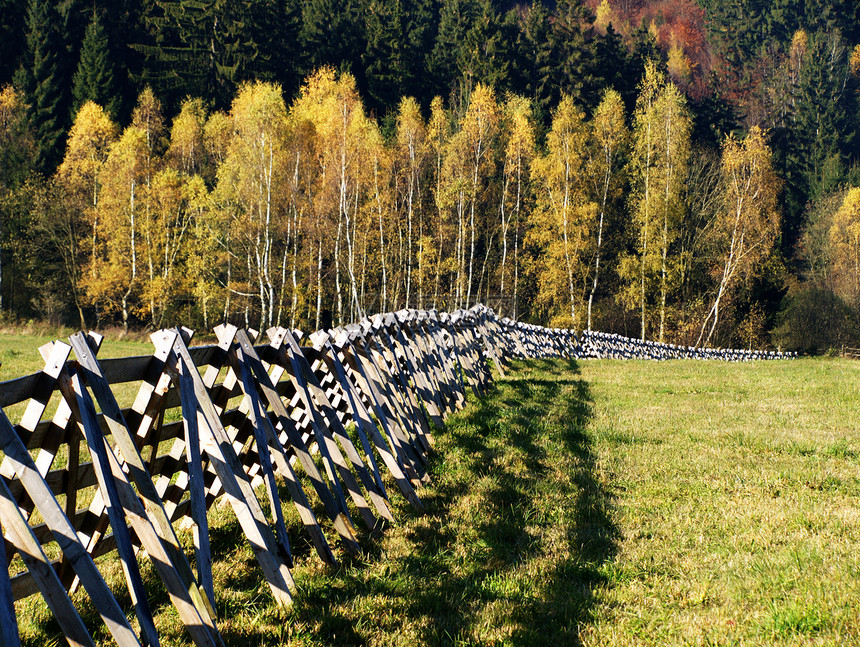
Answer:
[
  {"xmin": 842, "ymin": 346, "xmax": 860, "ymax": 359},
  {"xmin": 0, "ymin": 306, "xmax": 788, "ymax": 646}
]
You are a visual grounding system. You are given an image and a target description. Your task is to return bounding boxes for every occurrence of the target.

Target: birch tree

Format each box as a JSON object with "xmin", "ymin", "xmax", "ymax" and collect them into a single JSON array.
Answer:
[
  {"xmin": 216, "ymin": 81, "xmax": 289, "ymax": 329},
  {"xmin": 697, "ymin": 126, "xmax": 780, "ymax": 346},
  {"xmin": 167, "ymin": 97, "xmax": 208, "ymax": 177},
  {"xmin": 499, "ymin": 94, "xmax": 534, "ymax": 318},
  {"xmin": 530, "ymin": 95, "xmax": 595, "ymax": 327},
  {"xmin": 54, "ymin": 101, "xmax": 117, "ymax": 327},
  {"xmin": 828, "ymin": 187, "xmax": 860, "ymax": 304},
  {"xmin": 654, "ymin": 80, "xmax": 691, "ymax": 342},
  {"xmin": 584, "ymin": 88, "xmax": 625, "ymax": 330},
  {"xmin": 366, "ymin": 121, "xmax": 393, "ymax": 311},
  {"xmin": 428, "ymin": 96, "xmax": 452, "ymax": 307},
  {"xmin": 143, "ymin": 168, "xmax": 198, "ymax": 326},
  {"xmin": 456, "ymin": 83, "xmax": 499, "ymax": 308},
  {"xmin": 86, "ymin": 124, "xmax": 150, "ymax": 333},
  {"xmin": 623, "ymin": 62, "xmax": 665, "ymax": 340},
  {"xmin": 395, "ymin": 96, "xmax": 427, "ymax": 308}
]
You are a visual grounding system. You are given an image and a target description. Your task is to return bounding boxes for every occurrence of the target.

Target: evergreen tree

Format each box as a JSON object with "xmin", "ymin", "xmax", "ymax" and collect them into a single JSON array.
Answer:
[
  {"xmin": 136, "ymin": 0, "xmax": 285, "ymax": 111},
  {"xmin": 590, "ymin": 25, "xmax": 634, "ymax": 114},
  {"xmin": 72, "ymin": 12, "xmax": 120, "ymax": 119},
  {"xmin": 428, "ymin": 0, "xmax": 513, "ymax": 110},
  {"xmin": 464, "ymin": 0, "xmax": 514, "ymax": 95},
  {"xmin": 781, "ymin": 30, "xmax": 854, "ymax": 250},
  {"xmin": 550, "ymin": 0, "xmax": 596, "ymax": 110},
  {"xmin": 0, "ymin": 0, "xmax": 27, "ymax": 84},
  {"xmin": 300, "ymin": 0, "xmax": 367, "ymax": 91},
  {"xmin": 253, "ymin": 0, "xmax": 304, "ymax": 98},
  {"xmin": 363, "ymin": 0, "xmax": 437, "ymax": 115},
  {"xmin": 427, "ymin": 0, "xmax": 479, "ymax": 103},
  {"xmin": 512, "ymin": 1, "xmax": 555, "ymax": 121},
  {"xmin": 16, "ymin": 0, "xmax": 67, "ymax": 174}
]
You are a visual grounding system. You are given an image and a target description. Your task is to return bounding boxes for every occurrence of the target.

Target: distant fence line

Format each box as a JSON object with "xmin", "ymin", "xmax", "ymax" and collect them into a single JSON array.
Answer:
[{"xmin": 0, "ymin": 305, "xmax": 787, "ymax": 646}]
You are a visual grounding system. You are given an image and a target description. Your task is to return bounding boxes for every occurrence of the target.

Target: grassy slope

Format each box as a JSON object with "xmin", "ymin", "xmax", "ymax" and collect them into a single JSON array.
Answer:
[{"xmin": 12, "ymin": 354, "xmax": 860, "ymax": 645}]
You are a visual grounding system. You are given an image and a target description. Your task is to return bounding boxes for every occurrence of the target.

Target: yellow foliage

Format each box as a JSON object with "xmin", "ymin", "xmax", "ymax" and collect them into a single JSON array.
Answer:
[
  {"xmin": 56, "ymin": 101, "xmax": 118, "ymax": 209},
  {"xmin": 131, "ymin": 86, "xmax": 165, "ymax": 155},
  {"xmin": 667, "ymin": 41, "xmax": 692, "ymax": 84},
  {"xmin": 850, "ymin": 45, "xmax": 860, "ymax": 78},
  {"xmin": 168, "ymin": 98, "xmax": 207, "ymax": 175},
  {"xmin": 459, "ymin": 84, "xmax": 500, "ymax": 179},
  {"xmin": 790, "ymin": 30, "xmax": 809, "ymax": 77},
  {"xmin": 828, "ymin": 187, "xmax": 860, "ymax": 302},
  {"xmin": 627, "ymin": 61, "xmax": 691, "ymax": 339},
  {"xmin": 87, "ymin": 125, "xmax": 150, "ymax": 317},
  {"xmin": 203, "ymin": 111, "xmax": 232, "ymax": 167},
  {"xmin": 0, "ymin": 85, "xmax": 33, "ymax": 187},
  {"xmin": 530, "ymin": 95, "xmax": 595, "ymax": 328},
  {"xmin": 713, "ymin": 127, "xmax": 780, "ymax": 290},
  {"xmin": 0, "ymin": 85, "xmax": 26, "ymax": 130},
  {"xmin": 698, "ymin": 126, "xmax": 780, "ymax": 345},
  {"xmin": 594, "ymin": 0, "xmax": 614, "ymax": 34}
]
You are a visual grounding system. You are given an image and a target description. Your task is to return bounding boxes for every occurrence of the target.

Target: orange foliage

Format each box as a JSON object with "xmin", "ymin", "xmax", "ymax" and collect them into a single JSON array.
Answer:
[
  {"xmin": 582, "ymin": 0, "xmax": 712, "ymax": 98},
  {"xmin": 639, "ymin": 0, "xmax": 711, "ymax": 97}
]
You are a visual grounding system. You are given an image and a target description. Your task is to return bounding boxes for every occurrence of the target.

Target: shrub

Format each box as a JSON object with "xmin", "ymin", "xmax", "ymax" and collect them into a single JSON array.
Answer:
[{"xmin": 771, "ymin": 287, "xmax": 860, "ymax": 353}]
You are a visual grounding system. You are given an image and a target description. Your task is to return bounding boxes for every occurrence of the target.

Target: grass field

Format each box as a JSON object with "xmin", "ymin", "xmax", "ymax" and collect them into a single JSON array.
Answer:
[
  {"xmin": 0, "ymin": 331, "xmax": 155, "ymax": 382},
  {"xmin": 9, "ymin": 347, "xmax": 860, "ymax": 645}
]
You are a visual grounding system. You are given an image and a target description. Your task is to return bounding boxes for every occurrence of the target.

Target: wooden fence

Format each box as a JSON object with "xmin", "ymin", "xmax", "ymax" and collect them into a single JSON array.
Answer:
[{"xmin": 0, "ymin": 305, "xmax": 576, "ymax": 647}]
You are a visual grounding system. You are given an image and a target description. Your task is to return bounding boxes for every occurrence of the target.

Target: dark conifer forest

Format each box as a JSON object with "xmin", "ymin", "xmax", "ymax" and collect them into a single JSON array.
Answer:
[{"xmin": 0, "ymin": 0, "xmax": 858, "ymax": 350}]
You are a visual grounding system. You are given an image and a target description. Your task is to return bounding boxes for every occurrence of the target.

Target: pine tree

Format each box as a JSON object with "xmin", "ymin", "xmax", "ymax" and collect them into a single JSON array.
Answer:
[
  {"xmin": 0, "ymin": 0, "xmax": 27, "ymax": 84},
  {"xmin": 551, "ymin": 0, "xmax": 596, "ymax": 109},
  {"xmin": 363, "ymin": 0, "xmax": 437, "ymax": 114},
  {"xmin": 464, "ymin": 0, "xmax": 514, "ymax": 95},
  {"xmin": 300, "ymin": 0, "xmax": 367, "ymax": 91},
  {"xmin": 135, "ymin": 0, "xmax": 281, "ymax": 111},
  {"xmin": 782, "ymin": 30, "xmax": 853, "ymax": 249},
  {"xmin": 428, "ymin": 0, "xmax": 479, "ymax": 104},
  {"xmin": 363, "ymin": 0, "xmax": 414, "ymax": 114},
  {"xmin": 72, "ymin": 13, "xmax": 120, "ymax": 119},
  {"xmin": 16, "ymin": 0, "xmax": 66, "ymax": 174},
  {"xmin": 512, "ymin": 1, "xmax": 555, "ymax": 120}
]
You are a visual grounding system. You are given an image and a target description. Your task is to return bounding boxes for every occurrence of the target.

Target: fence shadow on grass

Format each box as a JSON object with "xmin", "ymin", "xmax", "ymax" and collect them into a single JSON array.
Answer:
[
  {"xmin": 287, "ymin": 357, "xmax": 618, "ymax": 646},
  {"xmin": 17, "ymin": 357, "xmax": 616, "ymax": 647}
]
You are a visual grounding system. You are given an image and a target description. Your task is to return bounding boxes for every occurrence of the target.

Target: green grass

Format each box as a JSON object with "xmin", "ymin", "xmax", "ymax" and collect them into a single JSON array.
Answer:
[
  {"xmin": 0, "ymin": 332, "xmax": 155, "ymax": 382},
  {"xmin": 11, "ymin": 355, "xmax": 860, "ymax": 645}
]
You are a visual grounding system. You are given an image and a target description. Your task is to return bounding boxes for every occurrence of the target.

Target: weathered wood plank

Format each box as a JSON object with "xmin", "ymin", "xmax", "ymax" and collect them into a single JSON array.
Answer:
[
  {"xmin": 177, "ymin": 364, "xmax": 216, "ymax": 613},
  {"xmin": 63, "ymin": 365, "xmax": 160, "ymax": 647},
  {"xmin": 169, "ymin": 332, "xmax": 295, "ymax": 608},
  {"xmin": 0, "ymin": 409, "xmax": 141, "ymax": 647},
  {"xmin": 0, "ymin": 515, "xmax": 22, "ymax": 647},
  {"xmin": 275, "ymin": 332, "xmax": 379, "ymax": 531},
  {"xmin": 0, "ymin": 479, "xmax": 92, "ymax": 647},
  {"xmin": 218, "ymin": 326, "xmax": 294, "ymax": 566},
  {"xmin": 280, "ymin": 330, "xmax": 393, "ymax": 524},
  {"xmin": 332, "ymin": 335, "xmax": 423, "ymax": 484},
  {"xmin": 69, "ymin": 332, "xmax": 220, "ymax": 632},
  {"xmin": 228, "ymin": 328, "xmax": 338, "ymax": 565},
  {"xmin": 311, "ymin": 332, "xmax": 423, "ymax": 511}
]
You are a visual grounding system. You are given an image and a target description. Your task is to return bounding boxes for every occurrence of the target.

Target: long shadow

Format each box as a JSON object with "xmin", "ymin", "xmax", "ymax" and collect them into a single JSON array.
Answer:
[
  {"xmin": 17, "ymin": 356, "xmax": 617, "ymax": 647},
  {"xmin": 509, "ymin": 361, "xmax": 619, "ymax": 644},
  {"xmin": 286, "ymin": 357, "xmax": 618, "ymax": 645}
]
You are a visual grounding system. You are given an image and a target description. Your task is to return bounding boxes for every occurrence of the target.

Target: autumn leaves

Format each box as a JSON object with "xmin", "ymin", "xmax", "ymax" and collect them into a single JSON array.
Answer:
[{"xmin": 41, "ymin": 63, "xmax": 785, "ymax": 341}]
